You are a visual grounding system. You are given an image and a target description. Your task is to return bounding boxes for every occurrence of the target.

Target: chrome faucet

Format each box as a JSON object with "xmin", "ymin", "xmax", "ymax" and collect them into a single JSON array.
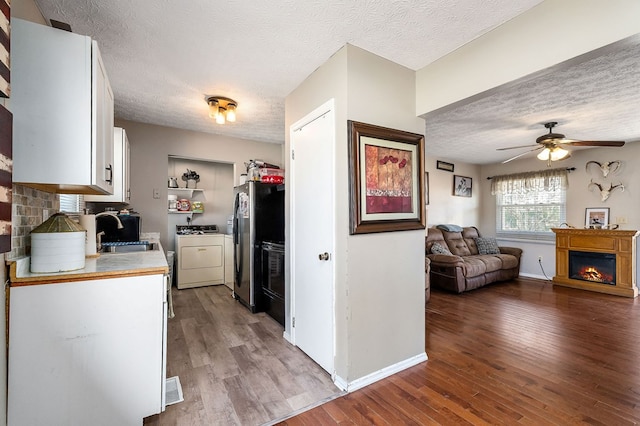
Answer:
[{"xmin": 95, "ymin": 212, "xmax": 124, "ymax": 251}]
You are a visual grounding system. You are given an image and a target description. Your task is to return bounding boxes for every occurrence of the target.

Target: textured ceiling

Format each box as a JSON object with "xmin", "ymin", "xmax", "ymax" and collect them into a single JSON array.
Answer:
[
  {"xmin": 422, "ymin": 35, "xmax": 640, "ymax": 164},
  {"xmin": 33, "ymin": 0, "xmax": 542, "ymax": 149}
]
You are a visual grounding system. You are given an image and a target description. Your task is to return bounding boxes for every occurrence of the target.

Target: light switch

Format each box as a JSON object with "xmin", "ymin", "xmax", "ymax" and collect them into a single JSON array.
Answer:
[
  {"xmin": 153, "ymin": 188, "xmax": 160, "ymax": 199},
  {"xmin": 616, "ymin": 216, "xmax": 627, "ymax": 224}
]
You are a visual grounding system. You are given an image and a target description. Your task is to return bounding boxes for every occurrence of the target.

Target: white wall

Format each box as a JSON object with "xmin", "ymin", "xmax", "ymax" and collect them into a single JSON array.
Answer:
[
  {"xmin": 416, "ymin": 0, "xmax": 640, "ymax": 115},
  {"xmin": 115, "ymin": 119, "xmax": 282, "ymax": 250},
  {"xmin": 286, "ymin": 44, "xmax": 427, "ymax": 386},
  {"xmin": 345, "ymin": 45, "xmax": 426, "ymax": 381},
  {"xmin": 424, "ymin": 157, "xmax": 481, "ymax": 228},
  {"xmin": 479, "ymin": 143, "xmax": 640, "ymax": 278}
]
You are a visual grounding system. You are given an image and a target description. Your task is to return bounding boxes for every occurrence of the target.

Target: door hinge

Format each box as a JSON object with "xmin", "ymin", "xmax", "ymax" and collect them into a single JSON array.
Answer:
[
  {"xmin": 291, "ymin": 150, "xmax": 295, "ymax": 160},
  {"xmin": 292, "ymin": 317, "xmax": 295, "ymax": 327}
]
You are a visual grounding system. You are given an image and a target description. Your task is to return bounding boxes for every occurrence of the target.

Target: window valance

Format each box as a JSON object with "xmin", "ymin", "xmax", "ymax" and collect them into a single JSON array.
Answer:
[{"xmin": 490, "ymin": 168, "xmax": 568, "ymax": 195}]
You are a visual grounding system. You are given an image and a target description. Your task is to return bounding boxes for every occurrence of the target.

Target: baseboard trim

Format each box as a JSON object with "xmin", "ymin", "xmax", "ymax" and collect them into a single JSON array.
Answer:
[
  {"xmin": 519, "ymin": 272, "xmax": 551, "ymax": 281},
  {"xmin": 334, "ymin": 351, "xmax": 428, "ymax": 393}
]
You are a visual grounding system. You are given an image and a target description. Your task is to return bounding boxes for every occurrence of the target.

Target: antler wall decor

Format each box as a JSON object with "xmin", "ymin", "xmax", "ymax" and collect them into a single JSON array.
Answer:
[
  {"xmin": 585, "ymin": 160, "xmax": 621, "ymax": 177},
  {"xmin": 588, "ymin": 179, "xmax": 624, "ymax": 202}
]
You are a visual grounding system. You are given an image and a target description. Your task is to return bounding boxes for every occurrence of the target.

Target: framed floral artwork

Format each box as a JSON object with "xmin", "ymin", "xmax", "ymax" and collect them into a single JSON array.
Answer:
[{"xmin": 348, "ymin": 120, "xmax": 425, "ymax": 234}]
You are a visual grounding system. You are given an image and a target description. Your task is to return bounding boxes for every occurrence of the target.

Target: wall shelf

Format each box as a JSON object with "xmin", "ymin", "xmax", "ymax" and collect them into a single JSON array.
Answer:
[{"xmin": 168, "ymin": 187, "xmax": 204, "ymax": 198}]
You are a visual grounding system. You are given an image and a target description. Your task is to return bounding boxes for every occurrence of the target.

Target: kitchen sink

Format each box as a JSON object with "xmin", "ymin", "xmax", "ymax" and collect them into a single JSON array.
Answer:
[{"xmin": 101, "ymin": 242, "xmax": 159, "ymax": 253}]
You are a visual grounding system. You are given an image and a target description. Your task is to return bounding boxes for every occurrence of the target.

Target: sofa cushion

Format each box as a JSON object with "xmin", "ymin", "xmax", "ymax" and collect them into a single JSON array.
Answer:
[
  {"xmin": 430, "ymin": 242, "xmax": 452, "ymax": 255},
  {"xmin": 475, "ymin": 237, "xmax": 500, "ymax": 255},
  {"xmin": 445, "ymin": 233, "xmax": 472, "ymax": 256},
  {"xmin": 475, "ymin": 255, "xmax": 503, "ymax": 273},
  {"xmin": 461, "ymin": 257, "xmax": 487, "ymax": 277},
  {"xmin": 495, "ymin": 253, "xmax": 519, "ymax": 269}
]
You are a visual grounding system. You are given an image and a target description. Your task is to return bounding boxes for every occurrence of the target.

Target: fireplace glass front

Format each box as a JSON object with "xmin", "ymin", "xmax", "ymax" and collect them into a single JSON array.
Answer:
[{"xmin": 569, "ymin": 250, "xmax": 616, "ymax": 285}]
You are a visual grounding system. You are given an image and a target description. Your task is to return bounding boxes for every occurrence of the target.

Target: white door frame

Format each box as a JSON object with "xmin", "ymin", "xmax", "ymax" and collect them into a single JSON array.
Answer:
[{"xmin": 289, "ymin": 99, "xmax": 336, "ymax": 376}]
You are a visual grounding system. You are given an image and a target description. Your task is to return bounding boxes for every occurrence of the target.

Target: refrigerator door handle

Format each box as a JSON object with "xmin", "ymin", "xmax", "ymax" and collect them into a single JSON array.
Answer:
[{"xmin": 233, "ymin": 193, "xmax": 243, "ymax": 286}]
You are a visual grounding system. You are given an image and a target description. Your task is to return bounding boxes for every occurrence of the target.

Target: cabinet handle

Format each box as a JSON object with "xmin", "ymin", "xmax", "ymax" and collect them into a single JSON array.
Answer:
[
  {"xmin": 106, "ymin": 164, "xmax": 113, "ymax": 185},
  {"xmin": 197, "ymin": 248, "xmax": 206, "ymax": 252}
]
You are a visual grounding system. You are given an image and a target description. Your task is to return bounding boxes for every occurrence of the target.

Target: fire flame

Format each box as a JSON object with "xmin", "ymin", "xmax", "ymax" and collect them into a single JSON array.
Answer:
[{"xmin": 578, "ymin": 266, "xmax": 613, "ymax": 283}]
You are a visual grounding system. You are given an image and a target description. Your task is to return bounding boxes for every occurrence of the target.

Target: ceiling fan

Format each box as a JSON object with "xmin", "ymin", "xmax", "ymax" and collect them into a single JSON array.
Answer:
[{"xmin": 498, "ymin": 122, "xmax": 626, "ymax": 166}]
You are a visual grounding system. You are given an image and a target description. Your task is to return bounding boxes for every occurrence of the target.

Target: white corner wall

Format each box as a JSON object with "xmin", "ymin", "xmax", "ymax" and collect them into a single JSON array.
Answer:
[
  {"xmin": 285, "ymin": 44, "xmax": 427, "ymax": 388},
  {"xmin": 344, "ymin": 45, "xmax": 427, "ymax": 382},
  {"xmin": 416, "ymin": 0, "xmax": 640, "ymax": 116}
]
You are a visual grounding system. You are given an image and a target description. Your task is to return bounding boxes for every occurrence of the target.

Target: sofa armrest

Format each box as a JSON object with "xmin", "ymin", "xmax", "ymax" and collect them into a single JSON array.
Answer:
[
  {"xmin": 427, "ymin": 253, "xmax": 465, "ymax": 267},
  {"xmin": 499, "ymin": 246, "xmax": 522, "ymax": 258}
]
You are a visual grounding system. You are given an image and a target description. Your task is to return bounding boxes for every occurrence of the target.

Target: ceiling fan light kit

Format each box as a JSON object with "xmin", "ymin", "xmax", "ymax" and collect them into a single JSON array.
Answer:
[{"xmin": 500, "ymin": 121, "xmax": 625, "ymax": 166}]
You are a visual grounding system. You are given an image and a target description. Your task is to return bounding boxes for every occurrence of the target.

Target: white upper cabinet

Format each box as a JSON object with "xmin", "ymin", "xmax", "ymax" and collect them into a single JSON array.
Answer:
[
  {"xmin": 11, "ymin": 18, "xmax": 115, "ymax": 195},
  {"xmin": 86, "ymin": 128, "xmax": 130, "ymax": 203}
]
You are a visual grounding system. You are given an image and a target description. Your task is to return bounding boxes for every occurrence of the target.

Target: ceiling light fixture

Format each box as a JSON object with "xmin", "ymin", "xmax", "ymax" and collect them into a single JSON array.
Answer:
[
  {"xmin": 537, "ymin": 146, "xmax": 570, "ymax": 164},
  {"xmin": 207, "ymin": 96, "xmax": 238, "ymax": 124}
]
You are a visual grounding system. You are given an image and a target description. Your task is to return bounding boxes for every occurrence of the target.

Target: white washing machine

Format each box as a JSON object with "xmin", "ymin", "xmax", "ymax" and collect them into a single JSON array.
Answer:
[{"xmin": 175, "ymin": 225, "xmax": 225, "ymax": 290}]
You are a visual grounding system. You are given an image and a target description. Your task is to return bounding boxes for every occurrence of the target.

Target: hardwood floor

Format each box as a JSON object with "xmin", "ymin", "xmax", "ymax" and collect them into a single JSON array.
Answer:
[
  {"xmin": 144, "ymin": 285, "xmax": 342, "ymax": 426},
  {"xmin": 280, "ymin": 277, "xmax": 640, "ymax": 425}
]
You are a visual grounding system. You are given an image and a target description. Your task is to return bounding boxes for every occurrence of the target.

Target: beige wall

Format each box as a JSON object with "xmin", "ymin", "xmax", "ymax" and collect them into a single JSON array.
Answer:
[
  {"xmin": 115, "ymin": 119, "xmax": 282, "ymax": 250},
  {"xmin": 424, "ymin": 157, "xmax": 481, "ymax": 228},
  {"xmin": 286, "ymin": 45, "xmax": 427, "ymax": 386},
  {"xmin": 416, "ymin": 0, "xmax": 640, "ymax": 116},
  {"xmin": 479, "ymin": 143, "xmax": 640, "ymax": 278}
]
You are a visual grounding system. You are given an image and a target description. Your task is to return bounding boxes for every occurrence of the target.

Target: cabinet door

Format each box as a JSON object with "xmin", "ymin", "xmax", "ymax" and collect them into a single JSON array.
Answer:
[
  {"xmin": 8, "ymin": 275, "xmax": 165, "ymax": 424},
  {"xmin": 93, "ymin": 41, "xmax": 115, "ymax": 194},
  {"xmin": 12, "ymin": 19, "xmax": 115, "ymax": 194},
  {"xmin": 85, "ymin": 128, "xmax": 130, "ymax": 203}
]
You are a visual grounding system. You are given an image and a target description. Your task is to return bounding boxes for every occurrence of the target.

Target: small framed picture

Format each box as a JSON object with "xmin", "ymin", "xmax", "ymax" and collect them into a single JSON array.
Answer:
[
  {"xmin": 585, "ymin": 207, "xmax": 609, "ymax": 228},
  {"xmin": 453, "ymin": 175, "xmax": 472, "ymax": 197},
  {"xmin": 436, "ymin": 160, "xmax": 454, "ymax": 172}
]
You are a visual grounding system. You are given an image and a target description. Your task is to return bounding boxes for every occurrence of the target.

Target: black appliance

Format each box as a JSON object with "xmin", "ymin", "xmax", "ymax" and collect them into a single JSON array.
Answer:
[
  {"xmin": 175, "ymin": 224, "xmax": 219, "ymax": 235},
  {"xmin": 96, "ymin": 213, "xmax": 141, "ymax": 242},
  {"xmin": 233, "ymin": 182, "xmax": 284, "ymax": 314},
  {"xmin": 261, "ymin": 242, "xmax": 285, "ymax": 326}
]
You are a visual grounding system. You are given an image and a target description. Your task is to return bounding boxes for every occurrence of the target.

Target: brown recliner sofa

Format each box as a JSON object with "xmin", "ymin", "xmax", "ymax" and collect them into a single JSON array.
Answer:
[{"xmin": 426, "ymin": 226, "xmax": 522, "ymax": 293}]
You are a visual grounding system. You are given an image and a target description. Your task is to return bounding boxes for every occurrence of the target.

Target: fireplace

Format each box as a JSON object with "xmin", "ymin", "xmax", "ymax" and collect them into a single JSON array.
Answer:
[
  {"xmin": 568, "ymin": 251, "xmax": 616, "ymax": 285},
  {"xmin": 552, "ymin": 228, "xmax": 639, "ymax": 298}
]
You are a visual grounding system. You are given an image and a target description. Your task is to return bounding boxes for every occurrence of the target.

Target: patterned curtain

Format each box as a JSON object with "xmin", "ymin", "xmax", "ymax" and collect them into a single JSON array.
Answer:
[{"xmin": 490, "ymin": 168, "xmax": 568, "ymax": 195}]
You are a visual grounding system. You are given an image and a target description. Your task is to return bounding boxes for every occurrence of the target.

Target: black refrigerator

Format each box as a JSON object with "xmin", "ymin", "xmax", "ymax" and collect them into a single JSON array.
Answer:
[{"xmin": 233, "ymin": 182, "xmax": 284, "ymax": 318}]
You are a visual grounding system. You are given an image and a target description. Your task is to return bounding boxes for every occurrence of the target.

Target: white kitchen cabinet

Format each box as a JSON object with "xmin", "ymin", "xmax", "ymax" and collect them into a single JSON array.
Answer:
[
  {"xmin": 8, "ymin": 274, "xmax": 166, "ymax": 426},
  {"xmin": 11, "ymin": 18, "xmax": 114, "ymax": 195},
  {"xmin": 225, "ymin": 234, "xmax": 234, "ymax": 290},
  {"xmin": 176, "ymin": 234, "xmax": 225, "ymax": 289},
  {"xmin": 86, "ymin": 128, "xmax": 131, "ymax": 203}
]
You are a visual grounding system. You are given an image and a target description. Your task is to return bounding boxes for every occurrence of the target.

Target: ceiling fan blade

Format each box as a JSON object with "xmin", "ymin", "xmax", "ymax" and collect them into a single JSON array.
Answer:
[
  {"xmin": 496, "ymin": 144, "xmax": 538, "ymax": 151},
  {"xmin": 563, "ymin": 140, "xmax": 625, "ymax": 147},
  {"xmin": 501, "ymin": 146, "xmax": 543, "ymax": 164}
]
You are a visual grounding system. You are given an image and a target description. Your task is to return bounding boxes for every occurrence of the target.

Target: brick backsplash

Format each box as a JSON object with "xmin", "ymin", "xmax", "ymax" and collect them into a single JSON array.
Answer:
[{"xmin": 9, "ymin": 184, "xmax": 58, "ymax": 259}]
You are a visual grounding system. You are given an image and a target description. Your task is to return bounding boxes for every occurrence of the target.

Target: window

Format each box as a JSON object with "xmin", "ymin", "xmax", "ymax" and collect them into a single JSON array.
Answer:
[
  {"xmin": 491, "ymin": 168, "xmax": 568, "ymax": 241},
  {"xmin": 59, "ymin": 194, "xmax": 85, "ymax": 214}
]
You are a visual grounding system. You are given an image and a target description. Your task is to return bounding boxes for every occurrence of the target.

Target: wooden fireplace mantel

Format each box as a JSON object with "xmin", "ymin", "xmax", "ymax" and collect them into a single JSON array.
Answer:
[{"xmin": 552, "ymin": 228, "xmax": 639, "ymax": 298}]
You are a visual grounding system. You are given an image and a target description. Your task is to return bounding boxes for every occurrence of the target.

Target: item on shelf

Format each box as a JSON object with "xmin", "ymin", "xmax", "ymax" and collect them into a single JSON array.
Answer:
[
  {"xmin": 168, "ymin": 177, "xmax": 179, "ymax": 188},
  {"xmin": 177, "ymin": 199, "xmax": 191, "ymax": 212},
  {"xmin": 168, "ymin": 194, "xmax": 178, "ymax": 211},
  {"xmin": 182, "ymin": 169, "xmax": 200, "ymax": 188},
  {"xmin": 260, "ymin": 175, "xmax": 284, "ymax": 184},
  {"xmin": 191, "ymin": 201, "xmax": 204, "ymax": 213}
]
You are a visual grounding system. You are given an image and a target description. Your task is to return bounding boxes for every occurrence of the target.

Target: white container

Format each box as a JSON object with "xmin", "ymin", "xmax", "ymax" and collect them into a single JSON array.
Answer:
[
  {"xmin": 30, "ymin": 213, "xmax": 86, "ymax": 273},
  {"xmin": 79, "ymin": 214, "xmax": 97, "ymax": 256}
]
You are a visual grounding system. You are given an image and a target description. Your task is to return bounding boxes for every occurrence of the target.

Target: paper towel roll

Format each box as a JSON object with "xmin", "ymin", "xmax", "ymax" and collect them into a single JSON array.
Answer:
[{"xmin": 79, "ymin": 214, "xmax": 97, "ymax": 256}]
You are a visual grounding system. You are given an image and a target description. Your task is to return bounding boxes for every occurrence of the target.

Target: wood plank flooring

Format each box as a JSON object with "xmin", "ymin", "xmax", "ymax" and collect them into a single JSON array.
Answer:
[
  {"xmin": 280, "ymin": 277, "xmax": 640, "ymax": 425},
  {"xmin": 143, "ymin": 285, "xmax": 342, "ymax": 426}
]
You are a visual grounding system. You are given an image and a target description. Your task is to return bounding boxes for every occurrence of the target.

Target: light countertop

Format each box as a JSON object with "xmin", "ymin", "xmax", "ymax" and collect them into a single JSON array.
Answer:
[{"xmin": 9, "ymin": 235, "xmax": 169, "ymax": 286}]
